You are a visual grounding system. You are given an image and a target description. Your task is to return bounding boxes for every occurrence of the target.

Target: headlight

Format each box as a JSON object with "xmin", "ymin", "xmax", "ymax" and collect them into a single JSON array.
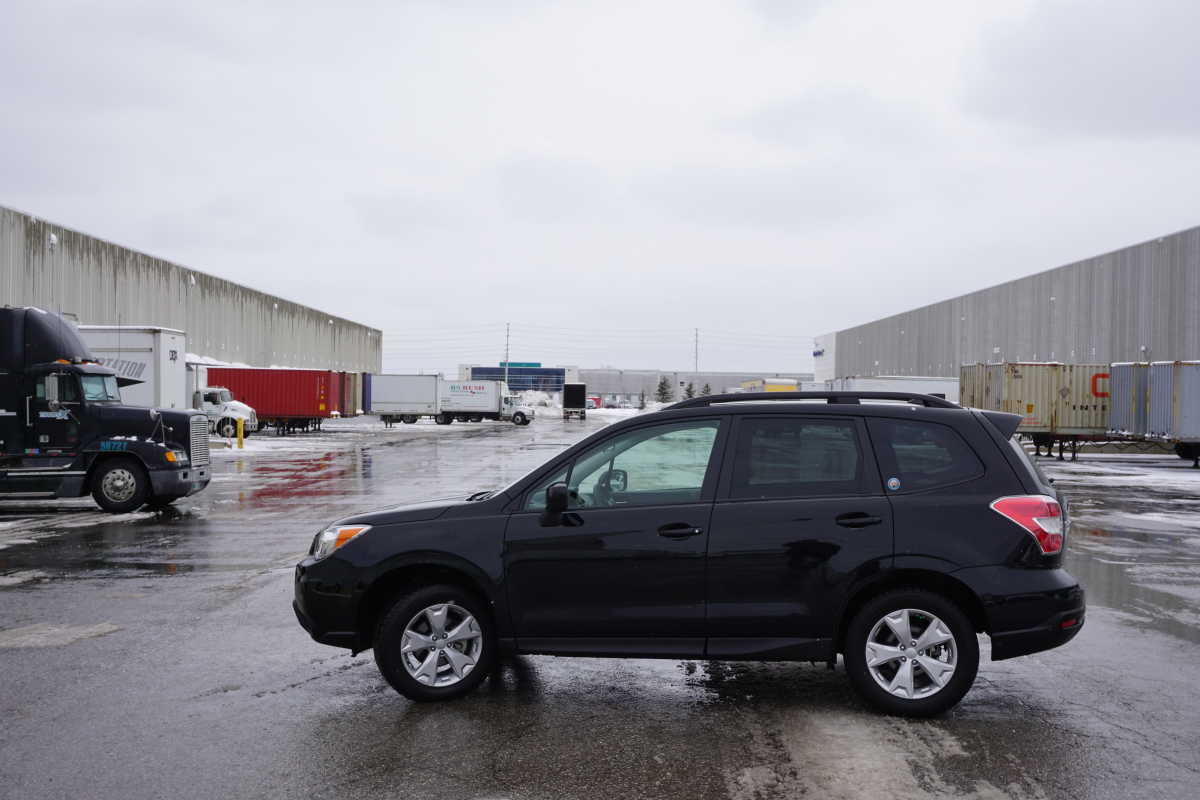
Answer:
[
  {"xmin": 164, "ymin": 450, "xmax": 189, "ymax": 466},
  {"xmin": 312, "ymin": 525, "xmax": 371, "ymax": 560}
]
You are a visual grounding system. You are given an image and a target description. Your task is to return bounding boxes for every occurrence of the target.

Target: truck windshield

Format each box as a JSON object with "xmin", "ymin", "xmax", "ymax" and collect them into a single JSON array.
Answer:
[
  {"xmin": 81, "ymin": 375, "xmax": 121, "ymax": 402},
  {"xmin": 220, "ymin": 390, "xmax": 233, "ymax": 403}
]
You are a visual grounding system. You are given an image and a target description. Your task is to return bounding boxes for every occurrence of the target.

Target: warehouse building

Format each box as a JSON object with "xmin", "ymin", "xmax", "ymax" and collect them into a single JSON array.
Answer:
[
  {"xmin": 815, "ymin": 225, "xmax": 1200, "ymax": 381},
  {"xmin": 1, "ymin": 205, "xmax": 381, "ymax": 372},
  {"xmin": 579, "ymin": 368, "xmax": 814, "ymax": 403}
]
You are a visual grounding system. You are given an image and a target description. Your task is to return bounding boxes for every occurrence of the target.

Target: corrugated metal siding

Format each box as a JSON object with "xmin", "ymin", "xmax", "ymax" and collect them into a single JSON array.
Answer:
[
  {"xmin": 1148, "ymin": 361, "xmax": 1200, "ymax": 442},
  {"xmin": 1, "ymin": 206, "xmax": 381, "ymax": 372},
  {"xmin": 1108, "ymin": 363, "xmax": 1149, "ymax": 436},
  {"xmin": 832, "ymin": 226, "xmax": 1200, "ymax": 378}
]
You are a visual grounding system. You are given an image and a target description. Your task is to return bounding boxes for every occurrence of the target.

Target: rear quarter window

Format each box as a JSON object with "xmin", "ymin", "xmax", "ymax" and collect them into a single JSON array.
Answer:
[{"xmin": 869, "ymin": 418, "xmax": 984, "ymax": 492}]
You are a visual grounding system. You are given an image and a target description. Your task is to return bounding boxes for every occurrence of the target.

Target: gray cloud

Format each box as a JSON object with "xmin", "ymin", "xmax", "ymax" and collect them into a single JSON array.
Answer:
[{"xmin": 965, "ymin": 0, "xmax": 1200, "ymax": 138}]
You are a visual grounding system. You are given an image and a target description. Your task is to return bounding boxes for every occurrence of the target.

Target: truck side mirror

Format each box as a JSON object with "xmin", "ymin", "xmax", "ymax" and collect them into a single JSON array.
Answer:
[{"xmin": 45, "ymin": 375, "xmax": 61, "ymax": 411}]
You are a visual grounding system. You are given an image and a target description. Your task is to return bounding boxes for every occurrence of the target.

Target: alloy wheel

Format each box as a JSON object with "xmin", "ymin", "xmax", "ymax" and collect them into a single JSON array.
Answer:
[
  {"xmin": 101, "ymin": 468, "xmax": 138, "ymax": 503},
  {"xmin": 865, "ymin": 608, "xmax": 957, "ymax": 700},
  {"xmin": 400, "ymin": 603, "xmax": 483, "ymax": 687}
]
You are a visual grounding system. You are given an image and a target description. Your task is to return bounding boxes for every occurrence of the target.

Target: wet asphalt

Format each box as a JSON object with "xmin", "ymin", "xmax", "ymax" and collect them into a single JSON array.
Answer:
[{"xmin": 1, "ymin": 414, "xmax": 1199, "ymax": 800}]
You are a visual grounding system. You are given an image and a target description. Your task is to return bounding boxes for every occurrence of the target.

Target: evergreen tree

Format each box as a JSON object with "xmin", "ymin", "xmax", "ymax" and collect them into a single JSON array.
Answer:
[
  {"xmin": 684, "ymin": 382, "xmax": 696, "ymax": 399},
  {"xmin": 654, "ymin": 376, "xmax": 674, "ymax": 403},
  {"xmin": 700, "ymin": 383, "xmax": 712, "ymax": 396}
]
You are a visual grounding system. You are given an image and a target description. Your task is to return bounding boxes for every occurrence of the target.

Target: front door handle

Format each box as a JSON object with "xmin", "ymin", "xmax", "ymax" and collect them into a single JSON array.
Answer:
[
  {"xmin": 835, "ymin": 512, "xmax": 883, "ymax": 529},
  {"xmin": 658, "ymin": 523, "xmax": 704, "ymax": 539}
]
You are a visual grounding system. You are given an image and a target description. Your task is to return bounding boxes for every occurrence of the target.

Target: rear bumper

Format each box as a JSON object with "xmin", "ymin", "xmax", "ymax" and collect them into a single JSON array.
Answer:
[
  {"xmin": 951, "ymin": 565, "xmax": 1085, "ymax": 661},
  {"xmin": 149, "ymin": 466, "xmax": 210, "ymax": 498}
]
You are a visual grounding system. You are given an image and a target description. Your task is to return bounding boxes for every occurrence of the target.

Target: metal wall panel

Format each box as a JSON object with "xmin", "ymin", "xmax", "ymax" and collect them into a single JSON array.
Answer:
[
  {"xmin": 828, "ymin": 226, "xmax": 1200, "ymax": 378},
  {"xmin": 1148, "ymin": 361, "xmax": 1200, "ymax": 442},
  {"xmin": 1108, "ymin": 362, "xmax": 1149, "ymax": 436},
  {"xmin": 1, "ymin": 206, "xmax": 381, "ymax": 372}
]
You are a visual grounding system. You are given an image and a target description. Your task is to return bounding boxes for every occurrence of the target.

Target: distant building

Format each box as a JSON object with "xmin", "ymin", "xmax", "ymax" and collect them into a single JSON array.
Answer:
[
  {"xmin": 580, "ymin": 369, "xmax": 813, "ymax": 404},
  {"xmin": 462, "ymin": 363, "xmax": 578, "ymax": 392}
]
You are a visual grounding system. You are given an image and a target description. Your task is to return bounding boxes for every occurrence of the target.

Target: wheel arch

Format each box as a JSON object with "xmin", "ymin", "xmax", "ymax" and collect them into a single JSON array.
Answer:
[
  {"xmin": 357, "ymin": 560, "xmax": 499, "ymax": 651},
  {"xmin": 835, "ymin": 569, "xmax": 988, "ymax": 654}
]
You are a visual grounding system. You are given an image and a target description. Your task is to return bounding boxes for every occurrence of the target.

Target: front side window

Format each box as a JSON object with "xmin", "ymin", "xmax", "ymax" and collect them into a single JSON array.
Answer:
[
  {"xmin": 730, "ymin": 417, "xmax": 864, "ymax": 499},
  {"xmin": 80, "ymin": 375, "xmax": 121, "ymax": 402},
  {"xmin": 870, "ymin": 418, "xmax": 984, "ymax": 492},
  {"xmin": 566, "ymin": 420, "xmax": 719, "ymax": 508}
]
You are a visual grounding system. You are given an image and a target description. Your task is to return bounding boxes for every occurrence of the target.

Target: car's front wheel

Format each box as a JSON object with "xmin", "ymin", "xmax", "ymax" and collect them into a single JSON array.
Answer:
[
  {"xmin": 373, "ymin": 584, "xmax": 495, "ymax": 702},
  {"xmin": 843, "ymin": 588, "xmax": 978, "ymax": 717}
]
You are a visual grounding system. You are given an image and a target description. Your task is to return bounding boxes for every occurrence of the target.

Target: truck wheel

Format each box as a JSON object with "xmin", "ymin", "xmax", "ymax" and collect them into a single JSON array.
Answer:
[
  {"xmin": 215, "ymin": 417, "xmax": 238, "ymax": 438},
  {"xmin": 580, "ymin": 411, "xmax": 587, "ymax": 420},
  {"xmin": 91, "ymin": 458, "xmax": 150, "ymax": 514},
  {"xmin": 843, "ymin": 588, "xmax": 979, "ymax": 717},
  {"xmin": 512, "ymin": 412, "xmax": 528, "ymax": 426},
  {"xmin": 403, "ymin": 416, "xmax": 418, "ymax": 424},
  {"xmin": 470, "ymin": 414, "xmax": 483, "ymax": 423},
  {"xmin": 435, "ymin": 414, "xmax": 452, "ymax": 425}
]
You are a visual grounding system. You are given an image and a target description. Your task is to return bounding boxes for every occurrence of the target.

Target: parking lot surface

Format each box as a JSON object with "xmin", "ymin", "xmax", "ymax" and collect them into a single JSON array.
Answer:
[{"xmin": 2, "ymin": 414, "xmax": 1198, "ymax": 800}]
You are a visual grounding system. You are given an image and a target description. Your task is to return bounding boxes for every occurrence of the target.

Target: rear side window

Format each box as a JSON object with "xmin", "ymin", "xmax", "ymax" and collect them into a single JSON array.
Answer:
[
  {"xmin": 869, "ymin": 418, "xmax": 984, "ymax": 492},
  {"xmin": 730, "ymin": 417, "xmax": 865, "ymax": 499}
]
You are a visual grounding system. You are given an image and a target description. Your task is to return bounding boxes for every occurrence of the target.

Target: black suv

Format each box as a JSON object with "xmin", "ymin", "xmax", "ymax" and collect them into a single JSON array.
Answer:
[{"xmin": 294, "ymin": 392, "xmax": 1084, "ymax": 716}]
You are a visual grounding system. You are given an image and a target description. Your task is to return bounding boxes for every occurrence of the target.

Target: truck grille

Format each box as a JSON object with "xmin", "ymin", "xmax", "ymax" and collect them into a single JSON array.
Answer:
[{"xmin": 190, "ymin": 414, "xmax": 211, "ymax": 466}]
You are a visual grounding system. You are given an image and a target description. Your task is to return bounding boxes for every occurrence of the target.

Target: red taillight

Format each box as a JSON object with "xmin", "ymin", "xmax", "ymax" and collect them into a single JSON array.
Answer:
[{"xmin": 990, "ymin": 495, "xmax": 1064, "ymax": 555}]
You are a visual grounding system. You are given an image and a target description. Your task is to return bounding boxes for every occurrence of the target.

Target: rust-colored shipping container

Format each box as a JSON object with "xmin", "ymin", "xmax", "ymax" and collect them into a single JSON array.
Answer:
[
  {"xmin": 959, "ymin": 362, "xmax": 1109, "ymax": 435},
  {"xmin": 207, "ymin": 367, "xmax": 335, "ymax": 421}
]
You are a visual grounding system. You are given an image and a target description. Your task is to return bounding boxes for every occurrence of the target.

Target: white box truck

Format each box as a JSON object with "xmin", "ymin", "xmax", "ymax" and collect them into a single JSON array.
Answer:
[
  {"xmin": 78, "ymin": 325, "xmax": 188, "ymax": 409},
  {"xmin": 439, "ymin": 380, "xmax": 533, "ymax": 426},
  {"xmin": 368, "ymin": 376, "xmax": 533, "ymax": 426}
]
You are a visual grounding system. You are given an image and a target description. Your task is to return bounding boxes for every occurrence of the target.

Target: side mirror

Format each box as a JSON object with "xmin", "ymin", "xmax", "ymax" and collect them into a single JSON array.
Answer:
[
  {"xmin": 546, "ymin": 482, "xmax": 569, "ymax": 513},
  {"xmin": 604, "ymin": 468, "xmax": 628, "ymax": 493},
  {"xmin": 45, "ymin": 375, "xmax": 61, "ymax": 411}
]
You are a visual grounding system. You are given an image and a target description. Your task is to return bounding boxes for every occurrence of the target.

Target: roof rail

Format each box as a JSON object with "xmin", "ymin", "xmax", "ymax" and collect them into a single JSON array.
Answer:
[{"xmin": 666, "ymin": 391, "xmax": 961, "ymax": 410}]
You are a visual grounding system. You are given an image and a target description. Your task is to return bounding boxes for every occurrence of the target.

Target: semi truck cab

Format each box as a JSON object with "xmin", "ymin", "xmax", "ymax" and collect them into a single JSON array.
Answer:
[
  {"xmin": 1, "ymin": 307, "xmax": 212, "ymax": 512},
  {"xmin": 195, "ymin": 386, "xmax": 258, "ymax": 438}
]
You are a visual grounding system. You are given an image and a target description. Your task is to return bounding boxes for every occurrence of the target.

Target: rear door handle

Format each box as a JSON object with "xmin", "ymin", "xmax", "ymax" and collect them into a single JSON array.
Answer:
[
  {"xmin": 835, "ymin": 512, "xmax": 883, "ymax": 529},
  {"xmin": 658, "ymin": 523, "xmax": 704, "ymax": 539}
]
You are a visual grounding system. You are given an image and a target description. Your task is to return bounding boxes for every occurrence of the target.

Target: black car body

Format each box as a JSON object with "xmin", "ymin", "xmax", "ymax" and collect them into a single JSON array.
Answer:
[{"xmin": 295, "ymin": 392, "xmax": 1084, "ymax": 715}]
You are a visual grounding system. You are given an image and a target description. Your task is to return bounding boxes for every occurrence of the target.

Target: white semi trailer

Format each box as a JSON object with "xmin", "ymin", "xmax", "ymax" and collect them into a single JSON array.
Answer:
[
  {"xmin": 368, "ymin": 376, "xmax": 532, "ymax": 426},
  {"xmin": 77, "ymin": 325, "xmax": 188, "ymax": 409}
]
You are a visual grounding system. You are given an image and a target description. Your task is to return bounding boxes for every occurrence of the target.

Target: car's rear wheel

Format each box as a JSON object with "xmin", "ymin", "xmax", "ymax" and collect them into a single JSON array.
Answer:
[
  {"xmin": 374, "ymin": 584, "xmax": 494, "ymax": 702},
  {"xmin": 844, "ymin": 588, "xmax": 978, "ymax": 717}
]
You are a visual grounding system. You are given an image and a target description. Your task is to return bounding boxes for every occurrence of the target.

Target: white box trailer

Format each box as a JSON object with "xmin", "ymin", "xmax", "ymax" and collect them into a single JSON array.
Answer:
[
  {"xmin": 370, "ymin": 374, "xmax": 441, "ymax": 424},
  {"xmin": 77, "ymin": 325, "xmax": 187, "ymax": 409},
  {"xmin": 826, "ymin": 375, "xmax": 959, "ymax": 403}
]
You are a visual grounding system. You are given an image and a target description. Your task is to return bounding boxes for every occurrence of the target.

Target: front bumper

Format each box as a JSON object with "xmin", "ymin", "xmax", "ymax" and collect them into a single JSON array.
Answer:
[
  {"xmin": 294, "ymin": 558, "xmax": 363, "ymax": 650},
  {"xmin": 149, "ymin": 466, "xmax": 210, "ymax": 498}
]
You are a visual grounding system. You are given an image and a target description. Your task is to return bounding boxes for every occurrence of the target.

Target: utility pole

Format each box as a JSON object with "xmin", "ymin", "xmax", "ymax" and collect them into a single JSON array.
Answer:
[
  {"xmin": 504, "ymin": 322, "xmax": 510, "ymax": 387},
  {"xmin": 694, "ymin": 328, "xmax": 699, "ymax": 377}
]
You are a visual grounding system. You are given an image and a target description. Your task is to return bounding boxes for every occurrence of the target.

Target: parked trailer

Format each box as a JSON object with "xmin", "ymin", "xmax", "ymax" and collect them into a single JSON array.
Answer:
[
  {"xmin": 826, "ymin": 375, "xmax": 959, "ymax": 403},
  {"xmin": 1108, "ymin": 362, "xmax": 1150, "ymax": 438},
  {"xmin": 77, "ymin": 325, "xmax": 188, "ymax": 410},
  {"xmin": 206, "ymin": 367, "xmax": 335, "ymax": 434},
  {"xmin": 1148, "ymin": 361, "xmax": 1200, "ymax": 467},
  {"xmin": 563, "ymin": 382, "xmax": 587, "ymax": 420},
  {"xmin": 960, "ymin": 362, "xmax": 1110, "ymax": 459},
  {"xmin": 370, "ymin": 374, "xmax": 440, "ymax": 426}
]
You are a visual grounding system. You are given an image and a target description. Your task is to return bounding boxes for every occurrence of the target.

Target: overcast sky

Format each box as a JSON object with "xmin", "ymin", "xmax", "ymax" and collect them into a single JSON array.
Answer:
[{"xmin": 4, "ymin": 0, "xmax": 1199, "ymax": 375}]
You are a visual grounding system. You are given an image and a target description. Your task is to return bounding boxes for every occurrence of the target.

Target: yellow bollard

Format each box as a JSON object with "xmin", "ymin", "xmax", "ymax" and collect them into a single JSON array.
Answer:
[{"xmin": 237, "ymin": 418, "xmax": 245, "ymax": 449}]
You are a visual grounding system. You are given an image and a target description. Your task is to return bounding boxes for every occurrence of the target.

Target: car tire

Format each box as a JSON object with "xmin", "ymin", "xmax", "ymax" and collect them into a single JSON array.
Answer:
[
  {"xmin": 91, "ymin": 458, "xmax": 151, "ymax": 514},
  {"xmin": 843, "ymin": 588, "xmax": 979, "ymax": 717},
  {"xmin": 373, "ymin": 584, "xmax": 495, "ymax": 702}
]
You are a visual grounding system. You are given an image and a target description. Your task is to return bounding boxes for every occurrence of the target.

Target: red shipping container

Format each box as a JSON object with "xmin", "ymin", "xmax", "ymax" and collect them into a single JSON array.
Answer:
[{"xmin": 207, "ymin": 368, "xmax": 336, "ymax": 419}]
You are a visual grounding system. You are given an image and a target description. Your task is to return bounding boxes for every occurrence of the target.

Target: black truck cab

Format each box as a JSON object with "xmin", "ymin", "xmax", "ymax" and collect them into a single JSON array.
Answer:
[{"xmin": 1, "ymin": 307, "xmax": 211, "ymax": 512}]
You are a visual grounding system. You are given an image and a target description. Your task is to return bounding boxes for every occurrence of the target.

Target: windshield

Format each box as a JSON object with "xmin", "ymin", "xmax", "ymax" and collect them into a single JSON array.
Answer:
[
  {"xmin": 81, "ymin": 375, "xmax": 121, "ymax": 402},
  {"xmin": 219, "ymin": 390, "xmax": 233, "ymax": 403}
]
